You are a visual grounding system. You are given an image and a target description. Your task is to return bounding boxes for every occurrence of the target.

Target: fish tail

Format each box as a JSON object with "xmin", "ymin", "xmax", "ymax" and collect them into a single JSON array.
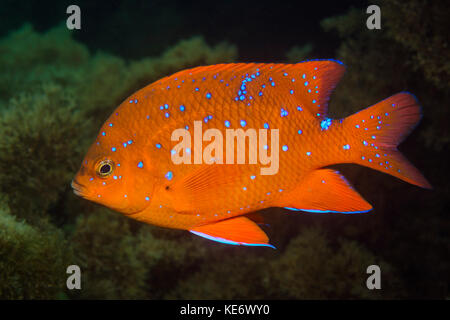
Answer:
[{"xmin": 343, "ymin": 92, "xmax": 431, "ymax": 189}]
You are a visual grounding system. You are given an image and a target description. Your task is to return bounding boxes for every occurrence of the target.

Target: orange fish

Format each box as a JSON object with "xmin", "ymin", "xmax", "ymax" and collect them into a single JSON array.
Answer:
[{"xmin": 72, "ymin": 60, "xmax": 431, "ymax": 248}]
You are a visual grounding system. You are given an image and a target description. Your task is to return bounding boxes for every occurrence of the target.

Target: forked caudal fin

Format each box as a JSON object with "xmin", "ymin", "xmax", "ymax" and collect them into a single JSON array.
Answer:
[
  {"xmin": 275, "ymin": 92, "xmax": 431, "ymax": 215},
  {"xmin": 344, "ymin": 92, "xmax": 432, "ymax": 189}
]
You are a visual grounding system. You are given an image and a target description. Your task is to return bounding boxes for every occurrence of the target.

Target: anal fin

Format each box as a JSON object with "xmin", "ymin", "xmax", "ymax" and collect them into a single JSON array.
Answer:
[
  {"xmin": 190, "ymin": 216, "xmax": 275, "ymax": 248},
  {"xmin": 276, "ymin": 169, "xmax": 372, "ymax": 214}
]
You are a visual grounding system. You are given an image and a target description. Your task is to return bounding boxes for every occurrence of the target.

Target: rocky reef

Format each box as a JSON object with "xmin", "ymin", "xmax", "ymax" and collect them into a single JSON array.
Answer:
[{"xmin": 0, "ymin": 0, "xmax": 448, "ymax": 299}]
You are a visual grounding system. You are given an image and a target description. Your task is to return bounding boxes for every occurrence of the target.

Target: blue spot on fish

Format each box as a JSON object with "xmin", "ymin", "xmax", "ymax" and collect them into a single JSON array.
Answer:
[
  {"xmin": 320, "ymin": 118, "xmax": 332, "ymax": 130},
  {"xmin": 165, "ymin": 171, "xmax": 173, "ymax": 180}
]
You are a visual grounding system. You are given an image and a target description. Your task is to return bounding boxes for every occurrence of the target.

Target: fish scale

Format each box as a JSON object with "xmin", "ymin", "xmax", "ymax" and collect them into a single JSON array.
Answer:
[
  {"xmin": 128, "ymin": 64, "xmax": 309, "ymax": 214},
  {"xmin": 72, "ymin": 60, "xmax": 431, "ymax": 248}
]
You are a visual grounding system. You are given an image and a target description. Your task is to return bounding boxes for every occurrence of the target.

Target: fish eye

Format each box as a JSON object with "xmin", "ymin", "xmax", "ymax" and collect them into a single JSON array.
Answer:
[{"xmin": 96, "ymin": 159, "xmax": 114, "ymax": 178}]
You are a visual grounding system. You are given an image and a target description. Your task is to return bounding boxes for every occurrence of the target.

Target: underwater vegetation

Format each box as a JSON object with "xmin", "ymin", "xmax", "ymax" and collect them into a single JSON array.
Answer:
[
  {"xmin": 0, "ymin": 23, "xmax": 238, "ymax": 299},
  {"xmin": 0, "ymin": 0, "xmax": 448, "ymax": 299}
]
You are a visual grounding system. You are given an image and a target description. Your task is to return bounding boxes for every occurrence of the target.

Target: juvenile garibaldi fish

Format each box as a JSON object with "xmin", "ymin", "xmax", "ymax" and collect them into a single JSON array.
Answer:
[{"xmin": 72, "ymin": 60, "xmax": 431, "ymax": 248}]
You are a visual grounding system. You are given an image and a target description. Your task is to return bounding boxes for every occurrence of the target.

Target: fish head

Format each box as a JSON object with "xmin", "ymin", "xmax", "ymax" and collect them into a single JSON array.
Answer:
[{"xmin": 72, "ymin": 127, "xmax": 156, "ymax": 215}]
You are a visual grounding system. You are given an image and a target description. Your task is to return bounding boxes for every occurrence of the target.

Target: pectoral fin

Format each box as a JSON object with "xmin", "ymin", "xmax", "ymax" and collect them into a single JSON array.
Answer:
[
  {"xmin": 276, "ymin": 169, "xmax": 373, "ymax": 214},
  {"xmin": 170, "ymin": 163, "xmax": 251, "ymax": 214},
  {"xmin": 189, "ymin": 216, "xmax": 275, "ymax": 248}
]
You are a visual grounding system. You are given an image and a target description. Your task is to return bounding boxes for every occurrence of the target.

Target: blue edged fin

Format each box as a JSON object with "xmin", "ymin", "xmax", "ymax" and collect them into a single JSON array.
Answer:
[
  {"xmin": 275, "ymin": 169, "xmax": 373, "ymax": 214},
  {"xmin": 284, "ymin": 207, "xmax": 372, "ymax": 214},
  {"xmin": 189, "ymin": 216, "xmax": 276, "ymax": 249},
  {"xmin": 190, "ymin": 231, "xmax": 276, "ymax": 249}
]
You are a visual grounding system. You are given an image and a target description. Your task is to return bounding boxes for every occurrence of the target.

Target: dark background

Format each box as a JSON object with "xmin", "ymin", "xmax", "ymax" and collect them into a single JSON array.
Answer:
[
  {"xmin": 0, "ymin": 0, "xmax": 448, "ymax": 300},
  {"xmin": 0, "ymin": 0, "xmax": 359, "ymax": 60}
]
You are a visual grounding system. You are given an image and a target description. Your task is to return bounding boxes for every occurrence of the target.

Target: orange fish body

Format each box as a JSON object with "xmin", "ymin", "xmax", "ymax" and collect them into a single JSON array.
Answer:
[{"xmin": 72, "ymin": 60, "xmax": 431, "ymax": 248}]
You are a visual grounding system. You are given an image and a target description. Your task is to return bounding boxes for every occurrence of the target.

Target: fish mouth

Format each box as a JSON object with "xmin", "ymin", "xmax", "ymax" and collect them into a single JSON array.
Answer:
[
  {"xmin": 70, "ymin": 178, "xmax": 147, "ymax": 217},
  {"xmin": 71, "ymin": 179, "xmax": 87, "ymax": 197}
]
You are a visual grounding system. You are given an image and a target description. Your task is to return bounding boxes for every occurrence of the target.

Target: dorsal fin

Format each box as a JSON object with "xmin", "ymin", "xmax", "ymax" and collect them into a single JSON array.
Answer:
[
  {"xmin": 162, "ymin": 60, "xmax": 345, "ymax": 120},
  {"xmin": 290, "ymin": 60, "xmax": 346, "ymax": 119}
]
